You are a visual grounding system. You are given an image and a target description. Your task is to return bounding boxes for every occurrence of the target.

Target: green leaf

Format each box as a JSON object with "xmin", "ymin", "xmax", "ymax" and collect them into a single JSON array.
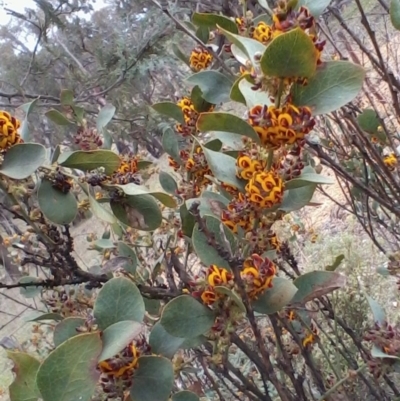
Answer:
[
  {"xmin": 261, "ymin": 28, "xmax": 317, "ymax": 79},
  {"xmin": 192, "ymin": 216, "xmax": 236, "ymax": 270},
  {"xmin": 172, "ymin": 43, "xmax": 190, "ymax": 66},
  {"xmin": 45, "ymin": 109, "xmax": 74, "ymax": 126},
  {"xmin": 366, "ymin": 294, "xmax": 386, "ymax": 325},
  {"xmin": 137, "ymin": 160, "xmax": 153, "ymax": 170},
  {"xmin": 186, "ymin": 71, "xmax": 233, "ymax": 104},
  {"xmin": 162, "ymin": 126, "xmax": 182, "ymax": 163},
  {"xmin": 99, "ymin": 320, "xmax": 142, "ymax": 361},
  {"xmin": 144, "ymin": 298, "xmax": 161, "ymax": 315},
  {"xmin": 38, "ymin": 179, "xmax": 78, "ymax": 225},
  {"xmin": 172, "ymin": 391, "xmax": 200, "ymax": 401},
  {"xmin": 195, "ymin": 25, "xmax": 210, "ymax": 43},
  {"xmin": 292, "ymin": 61, "xmax": 366, "ymax": 115},
  {"xmin": 204, "ymin": 138, "xmax": 223, "ymax": 152},
  {"xmin": 192, "ymin": 12, "xmax": 238, "ymax": 34},
  {"xmin": 180, "ymin": 203, "xmax": 195, "ymax": 238},
  {"xmin": 0, "ymin": 143, "xmax": 46, "ymax": 179},
  {"xmin": 202, "ymin": 146, "xmax": 246, "ymax": 189},
  {"xmin": 357, "ymin": 109, "xmax": 381, "ymax": 134},
  {"xmin": 325, "ymin": 254, "xmax": 345, "ymax": 271},
  {"xmin": 58, "ymin": 150, "xmax": 120, "ymax": 175},
  {"xmin": 20, "ymin": 98, "xmax": 39, "ymax": 115},
  {"xmin": 19, "ymin": 99, "xmax": 39, "ymax": 141},
  {"xmin": 279, "ymin": 184, "xmax": 317, "ymax": 212},
  {"xmin": 159, "ymin": 171, "xmax": 178, "ymax": 195},
  {"xmin": 153, "ymin": 102, "xmax": 184, "ymax": 124},
  {"xmin": 60, "ymin": 89, "xmax": 74, "ymax": 106},
  {"xmin": 371, "ymin": 345, "xmax": 400, "ymax": 359},
  {"xmin": 97, "ymin": 104, "xmax": 116, "ymax": 131},
  {"xmin": 19, "ymin": 276, "xmax": 42, "ymax": 298},
  {"xmin": 53, "ymin": 317, "xmax": 86, "ymax": 347},
  {"xmin": 160, "ymin": 295, "xmax": 215, "ymax": 338},
  {"xmin": 7, "ymin": 351, "xmax": 40, "ymax": 401},
  {"xmin": 88, "ymin": 192, "xmax": 116, "ymax": 224},
  {"xmin": 291, "ymin": 271, "xmax": 346, "ymax": 304},
  {"xmin": 230, "ymin": 75, "xmax": 247, "ymax": 105},
  {"xmin": 117, "ymin": 242, "xmax": 138, "ymax": 274},
  {"xmin": 130, "ymin": 356, "xmax": 174, "ymax": 401},
  {"xmin": 214, "ymin": 286, "xmax": 246, "ymax": 312},
  {"xmin": 28, "ymin": 312, "xmax": 64, "ymax": 322},
  {"xmin": 253, "ymin": 13, "xmax": 273, "ymax": 25},
  {"xmin": 197, "ymin": 112, "xmax": 260, "ymax": 143},
  {"xmin": 149, "ymin": 321, "xmax": 185, "ymax": 359},
  {"xmin": 113, "ymin": 183, "xmax": 176, "ymax": 208},
  {"xmin": 296, "ymin": 0, "xmax": 331, "ymax": 18},
  {"xmin": 238, "ymin": 79, "xmax": 272, "ymax": 108},
  {"xmin": 94, "ymin": 238, "xmax": 115, "ymax": 249},
  {"xmin": 36, "ymin": 333, "xmax": 102, "ymax": 401},
  {"xmin": 252, "ymin": 277, "xmax": 298, "ymax": 315},
  {"xmin": 391, "ymin": 0, "xmax": 400, "ymax": 30},
  {"xmin": 186, "ymin": 191, "xmax": 229, "ymax": 219},
  {"xmin": 285, "ymin": 172, "xmax": 334, "ymax": 189},
  {"xmin": 94, "ymin": 277, "xmax": 145, "ymax": 330},
  {"xmin": 218, "ymin": 27, "xmax": 266, "ymax": 65},
  {"xmin": 111, "ymin": 194, "xmax": 162, "ymax": 231},
  {"xmin": 190, "ymin": 86, "xmax": 213, "ymax": 113}
]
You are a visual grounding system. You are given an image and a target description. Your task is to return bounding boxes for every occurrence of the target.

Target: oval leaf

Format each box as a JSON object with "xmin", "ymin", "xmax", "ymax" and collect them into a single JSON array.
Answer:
[
  {"xmin": 29, "ymin": 312, "xmax": 64, "ymax": 322},
  {"xmin": 391, "ymin": 0, "xmax": 400, "ymax": 30},
  {"xmin": 296, "ymin": 0, "xmax": 332, "ymax": 18},
  {"xmin": 58, "ymin": 150, "xmax": 120, "ymax": 175},
  {"xmin": 36, "ymin": 333, "xmax": 102, "ymax": 401},
  {"xmin": 186, "ymin": 71, "xmax": 233, "ymax": 104},
  {"xmin": 366, "ymin": 294, "xmax": 386, "ymax": 326},
  {"xmin": 291, "ymin": 61, "xmax": 365, "ymax": 115},
  {"xmin": 60, "ymin": 89, "xmax": 74, "ymax": 106},
  {"xmin": 152, "ymin": 102, "xmax": 184, "ymax": 124},
  {"xmin": 117, "ymin": 242, "xmax": 138, "ymax": 274},
  {"xmin": 279, "ymin": 184, "xmax": 317, "ymax": 212},
  {"xmin": 159, "ymin": 171, "xmax": 178, "ymax": 195},
  {"xmin": 130, "ymin": 356, "xmax": 174, "ymax": 401},
  {"xmin": 45, "ymin": 109, "xmax": 74, "ymax": 126},
  {"xmin": 94, "ymin": 277, "xmax": 145, "ymax": 330},
  {"xmin": 261, "ymin": 28, "xmax": 317, "ymax": 78},
  {"xmin": 88, "ymin": 192, "xmax": 116, "ymax": 224},
  {"xmin": 172, "ymin": 390, "xmax": 200, "ymax": 401},
  {"xmin": 99, "ymin": 320, "xmax": 142, "ymax": 361},
  {"xmin": 53, "ymin": 317, "xmax": 86, "ymax": 347},
  {"xmin": 7, "ymin": 351, "xmax": 40, "ymax": 401},
  {"xmin": 357, "ymin": 109, "xmax": 381, "ymax": 134},
  {"xmin": 38, "ymin": 179, "xmax": 78, "ymax": 225},
  {"xmin": 160, "ymin": 295, "xmax": 215, "ymax": 338},
  {"xmin": 149, "ymin": 321, "xmax": 185, "ymax": 359},
  {"xmin": 96, "ymin": 104, "xmax": 116, "ymax": 131},
  {"xmin": 214, "ymin": 286, "xmax": 246, "ymax": 312},
  {"xmin": 192, "ymin": 12, "xmax": 238, "ymax": 34},
  {"xmin": 197, "ymin": 112, "xmax": 260, "ymax": 144},
  {"xmin": 0, "ymin": 143, "xmax": 46, "ymax": 179},
  {"xmin": 252, "ymin": 277, "xmax": 298, "ymax": 314},
  {"xmin": 291, "ymin": 271, "xmax": 346, "ymax": 303},
  {"xmin": 110, "ymin": 194, "xmax": 162, "ymax": 231},
  {"xmin": 162, "ymin": 126, "xmax": 182, "ymax": 163},
  {"xmin": 285, "ymin": 173, "xmax": 334, "ymax": 189}
]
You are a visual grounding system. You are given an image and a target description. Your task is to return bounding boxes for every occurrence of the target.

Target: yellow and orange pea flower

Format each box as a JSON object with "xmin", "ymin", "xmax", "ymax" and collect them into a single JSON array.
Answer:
[
  {"xmin": 245, "ymin": 170, "xmax": 284, "ymax": 209},
  {"xmin": 0, "ymin": 110, "xmax": 22, "ymax": 150},
  {"xmin": 189, "ymin": 47, "xmax": 213, "ymax": 72},
  {"xmin": 236, "ymin": 154, "xmax": 266, "ymax": 180},
  {"xmin": 384, "ymin": 153, "xmax": 397, "ymax": 170},
  {"xmin": 98, "ymin": 343, "xmax": 140, "ymax": 378}
]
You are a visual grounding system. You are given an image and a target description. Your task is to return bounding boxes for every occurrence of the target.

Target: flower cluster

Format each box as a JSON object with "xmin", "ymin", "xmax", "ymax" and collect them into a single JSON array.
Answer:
[
  {"xmin": 194, "ymin": 254, "xmax": 277, "ymax": 306},
  {"xmin": 74, "ymin": 127, "xmax": 103, "ymax": 150},
  {"xmin": 98, "ymin": 338, "xmax": 151, "ymax": 399},
  {"xmin": 110, "ymin": 154, "xmax": 141, "ymax": 185},
  {"xmin": 0, "ymin": 111, "xmax": 22, "ymax": 150},
  {"xmin": 241, "ymin": 254, "xmax": 276, "ymax": 298},
  {"xmin": 249, "ymin": 6, "xmax": 326, "ymax": 65},
  {"xmin": 248, "ymin": 104, "xmax": 315, "ymax": 148},
  {"xmin": 189, "ymin": 47, "xmax": 213, "ymax": 71},
  {"xmin": 175, "ymin": 96, "xmax": 200, "ymax": 136},
  {"xmin": 364, "ymin": 322, "xmax": 400, "ymax": 378},
  {"xmin": 383, "ymin": 153, "xmax": 397, "ymax": 170}
]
